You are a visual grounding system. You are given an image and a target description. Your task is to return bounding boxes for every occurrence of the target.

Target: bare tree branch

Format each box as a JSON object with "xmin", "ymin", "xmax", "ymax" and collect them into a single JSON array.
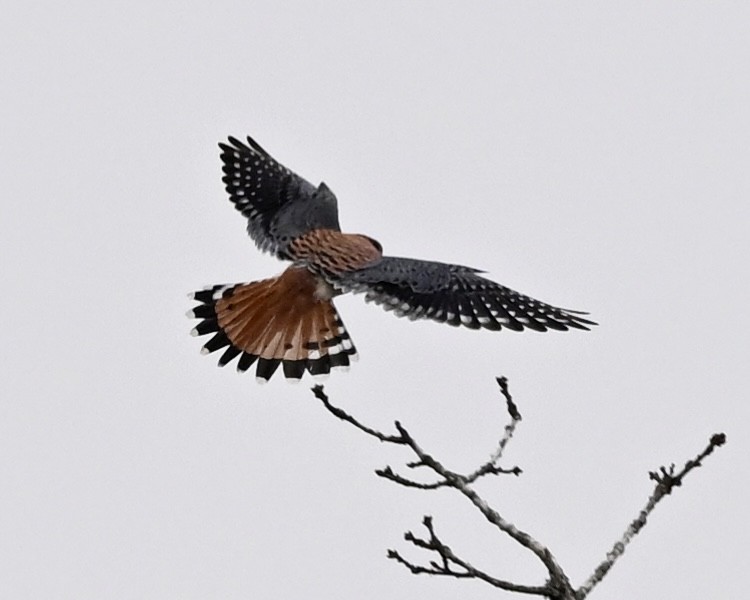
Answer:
[
  {"xmin": 314, "ymin": 383, "xmax": 521, "ymax": 489},
  {"xmin": 473, "ymin": 376, "xmax": 523, "ymax": 479},
  {"xmin": 310, "ymin": 378, "xmax": 726, "ymax": 599},
  {"xmin": 387, "ymin": 516, "xmax": 549, "ymax": 595},
  {"xmin": 311, "ymin": 384, "xmax": 405, "ymax": 444},
  {"xmin": 392, "ymin": 420, "xmax": 573, "ymax": 585},
  {"xmin": 577, "ymin": 433, "xmax": 727, "ymax": 599}
]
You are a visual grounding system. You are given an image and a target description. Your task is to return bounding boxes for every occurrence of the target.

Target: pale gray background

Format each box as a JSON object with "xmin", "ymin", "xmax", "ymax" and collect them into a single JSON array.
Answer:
[{"xmin": 2, "ymin": 2, "xmax": 748, "ymax": 598}]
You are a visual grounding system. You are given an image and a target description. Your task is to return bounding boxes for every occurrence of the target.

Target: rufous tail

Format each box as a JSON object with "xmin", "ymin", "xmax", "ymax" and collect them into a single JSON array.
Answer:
[{"xmin": 187, "ymin": 267, "xmax": 357, "ymax": 382}]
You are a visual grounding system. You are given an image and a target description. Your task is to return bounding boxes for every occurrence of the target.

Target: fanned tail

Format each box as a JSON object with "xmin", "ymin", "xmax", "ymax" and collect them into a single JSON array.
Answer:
[{"xmin": 187, "ymin": 267, "xmax": 357, "ymax": 382}]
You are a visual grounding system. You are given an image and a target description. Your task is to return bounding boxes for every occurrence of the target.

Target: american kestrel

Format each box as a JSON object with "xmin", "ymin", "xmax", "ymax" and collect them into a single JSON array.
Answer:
[{"xmin": 188, "ymin": 136, "xmax": 595, "ymax": 382}]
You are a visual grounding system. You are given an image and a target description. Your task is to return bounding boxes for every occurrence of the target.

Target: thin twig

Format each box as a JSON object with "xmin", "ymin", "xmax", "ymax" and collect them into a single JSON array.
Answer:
[
  {"xmin": 390, "ymin": 420, "xmax": 578, "ymax": 599},
  {"xmin": 497, "ymin": 376, "xmax": 521, "ymax": 421},
  {"xmin": 314, "ymin": 384, "xmax": 520, "ymax": 489},
  {"xmin": 387, "ymin": 516, "xmax": 549, "ymax": 596},
  {"xmin": 479, "ymin": 376, "xmax": 523, "ymax": 475},
  {"xmin": 576, "ymin": 433, "xmax": 727, "ymax": 599},
  {"xmin": 311, "ymin": 384, "xmax": 405, "ymax": 443},
  {"xmin": 375, "ymin": 466, "xmax": 445, "ymax": 490}
]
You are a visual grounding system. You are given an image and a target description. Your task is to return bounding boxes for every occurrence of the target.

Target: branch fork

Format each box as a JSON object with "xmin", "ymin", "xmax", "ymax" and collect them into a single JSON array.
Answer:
[{"xmin": 311, "ymin": 379, "xmax": 726, "ymax": 599}]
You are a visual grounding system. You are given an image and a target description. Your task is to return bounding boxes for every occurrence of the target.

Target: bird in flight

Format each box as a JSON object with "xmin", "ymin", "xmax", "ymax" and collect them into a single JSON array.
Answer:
[{"xmin": 188, "ymin": 136, "xmax": 596, "ymax": 382}]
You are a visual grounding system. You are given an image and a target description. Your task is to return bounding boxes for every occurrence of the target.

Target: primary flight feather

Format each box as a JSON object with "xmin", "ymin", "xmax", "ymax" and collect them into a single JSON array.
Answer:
[{"xmin": 188, "ymin": 136, "xmax": 596, "ymax": 382}]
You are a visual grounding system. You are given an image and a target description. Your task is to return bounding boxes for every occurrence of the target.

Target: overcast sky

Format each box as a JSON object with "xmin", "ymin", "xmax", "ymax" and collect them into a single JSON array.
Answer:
[{"xmin": 2, "ymin": 2, "xmax": 748, "ymax": 599}]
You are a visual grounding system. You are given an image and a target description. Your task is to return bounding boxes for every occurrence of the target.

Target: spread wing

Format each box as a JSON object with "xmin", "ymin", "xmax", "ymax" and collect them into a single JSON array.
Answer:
[
  {"xmin": 219, "ymin": 136, "xmax": 341, "ymax": 259},
  {"xmin": 338, "ymin": 257, "xmax": 596, "ymax": 332}
]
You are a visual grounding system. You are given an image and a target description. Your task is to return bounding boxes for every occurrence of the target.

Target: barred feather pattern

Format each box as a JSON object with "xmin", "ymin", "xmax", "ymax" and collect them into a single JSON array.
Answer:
[
  {"xmin": 189, "ymin": 135, "xmax": 598, "ymax": 384},
  {"xmin": 289, "ymin": 228, "xmax": 382, "ymax": 278},
  {"xmin": 219, "ymin": 137, "xmax": 340, "ymax": 258},
  {"xmin": 339, "ymin": 257, "xmax": 596, "ymax": 332},
  {"xmin": 187, "ymin": 267, "xmax": 357, "ymax": 382}
]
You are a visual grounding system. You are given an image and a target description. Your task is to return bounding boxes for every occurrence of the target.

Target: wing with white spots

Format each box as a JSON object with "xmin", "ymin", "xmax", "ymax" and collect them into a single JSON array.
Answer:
[
  {"xmin": 338, "ymin": 257, "xmax": 596, "ymax": 332},
  {"xmin": 219, "ymin": 136, "xmax": 341, "ymax": 258}
]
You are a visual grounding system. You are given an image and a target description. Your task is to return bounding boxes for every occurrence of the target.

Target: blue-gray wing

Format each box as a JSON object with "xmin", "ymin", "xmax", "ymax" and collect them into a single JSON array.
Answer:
[
  {"xmin": 219, "ymin": 136, "xmax": 341, "ymax": 259},
  {"xmin": 338, "ymin": 257, "xmax": 596, "ymax": 332}
]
